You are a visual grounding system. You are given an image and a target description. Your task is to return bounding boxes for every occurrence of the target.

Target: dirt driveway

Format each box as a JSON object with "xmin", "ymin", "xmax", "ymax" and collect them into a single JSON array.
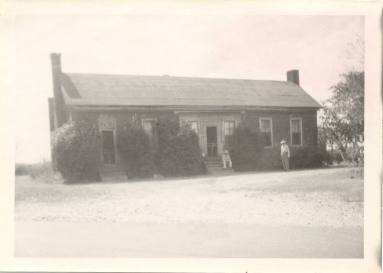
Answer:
[{"xmin": 15, "ymin": 167, "xmax": 363, "ymax": 258}]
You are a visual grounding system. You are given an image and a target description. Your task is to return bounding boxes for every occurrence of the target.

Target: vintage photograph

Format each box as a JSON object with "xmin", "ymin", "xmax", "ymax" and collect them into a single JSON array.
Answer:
[{"xmin": 13, "ymin": 13, "xmax": 364, "ymax": 258}]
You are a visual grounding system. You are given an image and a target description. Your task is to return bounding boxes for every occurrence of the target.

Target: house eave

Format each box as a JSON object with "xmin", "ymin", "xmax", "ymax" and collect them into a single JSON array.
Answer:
[{"xmin": 67, "ymin": 104, "xmax": 321, "ymax": 113}]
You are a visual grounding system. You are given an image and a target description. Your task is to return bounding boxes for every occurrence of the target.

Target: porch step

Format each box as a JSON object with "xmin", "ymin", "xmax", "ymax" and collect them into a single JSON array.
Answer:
[
  {"xmin": 204, "ymin": 157, "xmax": 234, "ymax": 174},
  {"xmin": 207, "ymin": 166, "xmax": 234, "ymax": 175},
  {"xmin": 206, "ymin": 162, "xmax": 222, "ymax": 167}
]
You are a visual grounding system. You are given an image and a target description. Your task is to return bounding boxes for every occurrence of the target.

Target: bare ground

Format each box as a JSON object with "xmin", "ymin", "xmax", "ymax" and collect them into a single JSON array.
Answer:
[{"xmin": 15, "ymin": 167, "xmax": 363, "ymax": 258}]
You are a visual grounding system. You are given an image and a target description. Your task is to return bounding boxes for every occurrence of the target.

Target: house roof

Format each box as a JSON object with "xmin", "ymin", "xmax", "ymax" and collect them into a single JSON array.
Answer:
[{"xmin": 60, "ymin": 73, "xmax": 321, "ymax": 109}]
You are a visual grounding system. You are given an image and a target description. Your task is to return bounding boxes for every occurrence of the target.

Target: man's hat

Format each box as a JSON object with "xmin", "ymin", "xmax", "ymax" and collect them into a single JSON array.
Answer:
[{"xmin": 280, "ymin": 139, "xmax": 287, "ymax": 144}]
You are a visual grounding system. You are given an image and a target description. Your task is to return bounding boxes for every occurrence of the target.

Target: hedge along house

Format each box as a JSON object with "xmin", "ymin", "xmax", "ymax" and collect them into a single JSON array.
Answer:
[{"xmin": 48, "ymin": 53, "xmax": 321, "ymax": 175}]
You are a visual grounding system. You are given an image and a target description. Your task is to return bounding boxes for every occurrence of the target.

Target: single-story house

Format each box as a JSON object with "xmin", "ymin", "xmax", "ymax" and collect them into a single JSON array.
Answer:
[{"xmin": 48, "ymin": 53, "xmax": 321, "ymax": 174}]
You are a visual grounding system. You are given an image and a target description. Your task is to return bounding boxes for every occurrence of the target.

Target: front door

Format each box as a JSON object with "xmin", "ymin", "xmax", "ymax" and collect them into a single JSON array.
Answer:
[
  {"xmin": 206, "ymin": 126, "xmax": 218, "ymax": 157},
  {"xmin": 101, "ymin": 130, "xmax": 116, "ymax": 164}
]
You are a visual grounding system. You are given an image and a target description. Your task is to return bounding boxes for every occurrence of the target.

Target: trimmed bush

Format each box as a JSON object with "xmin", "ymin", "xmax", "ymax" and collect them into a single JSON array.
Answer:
[
  {"xmin": 173, "ymin": 126, "xmax": 207, "ymax": 176},
  {"xmin": 223, "ymin": 134, "xmax": 234, "ymax": 151},
  {"xmin": 154, "ymin": 118, "xmax": 180, "ymax": 176},
  {"xmin": 15, "ymin": 163, "xmax": 29, "ymax": 176},
  {"xmin": 256, "ymin": 147, "xmax": 283, "ymax": 170},
  {"xmin": 52, "ymin": 120, "xmax": 101, "ymax": 183},
  {"xmin": 230, "ymin": 125, "xmax": 264, "ymax": 172},
  {"xmin": 155, "ymin": 119, "xmax": 206, "ymax": 177},
  {"xmin": 290, "ymin": 146, "xmax": 326, "ymax": 169},
  {"xmin": 117, "ymin": 123, "xmax": 155, "ymax": 179}
]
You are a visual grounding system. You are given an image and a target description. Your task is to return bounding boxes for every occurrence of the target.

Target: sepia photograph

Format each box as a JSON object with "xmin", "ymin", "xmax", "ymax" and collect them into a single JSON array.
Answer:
[{"xmin": 2, "ymin": 2, "xmax": 379, "ymax": 269}]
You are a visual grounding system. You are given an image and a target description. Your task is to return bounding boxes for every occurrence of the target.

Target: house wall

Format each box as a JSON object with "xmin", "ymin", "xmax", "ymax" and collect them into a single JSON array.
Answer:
[
  {"xmin": 243, "ymin": 110, "xmax": 318, "ymax": 147},
  {"xmin": 243, "ymin": 110, "xmax": 318, "ymax": 169},
  {"xmin": 71, "ymin": 110, "xmax": 177, "ymax": 169},
  {"xmin": 70, "ymin": 108, "xmax": 318, "ymax": 171}
]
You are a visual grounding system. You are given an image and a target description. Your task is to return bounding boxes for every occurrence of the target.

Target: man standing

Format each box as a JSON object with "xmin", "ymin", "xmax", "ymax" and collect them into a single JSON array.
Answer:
[{"xmin": 280, "ymin": 139, "xmax": 290, "ymax": 171}]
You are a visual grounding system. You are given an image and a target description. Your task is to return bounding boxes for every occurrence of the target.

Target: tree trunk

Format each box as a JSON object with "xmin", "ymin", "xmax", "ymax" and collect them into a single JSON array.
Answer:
[
  {"xmin": 337, "ymin": 142, "xmax": 346, "ymax": 162},
  {"xmin": 352, "ymin": 140, "xmax": 360, "ymax": 163}
]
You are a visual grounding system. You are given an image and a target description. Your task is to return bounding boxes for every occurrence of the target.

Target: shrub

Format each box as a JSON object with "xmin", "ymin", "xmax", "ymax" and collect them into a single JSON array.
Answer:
[
  {"xmin": 230, "ymin": 125, "xmax": 264, "ymax": 172},
  {"xmin": 154, "ymin": 118, "xmax": 180, "ymax": 176},
  {"xmin": 15, "ymin": 163, "xmax": 29, "ymax": 176},
  {"xmin": 27, "ymin": 161, "xmax": 63, "ymax": 183},
  {"xmin": 256, "ymin": 146, "xmax": 283, "ymax": 170},
  {"xmin": 344, "ymin": 145, "xmax": 363, "ymax": 163},
  {"xmin": 15, "ymin": 162, "xmax": 63, "ymax": 183},
  {"xmin": 357, "ymin": 145, "xmax": 364, "ymax": 165},
  {"xmin": 325, "ymin": 149, "xmax": 343, "ymax": 164},
  {"xmin": 52, "ymin": 120, "xmax": 101, "ymax": 183},
  {"xmin": 173, "ymin": 126, "xmax": 207, "ymax": 176},
  {"xmin": 223, "ymin": 134, "xmax": 234, "ymax": 151},
  {"xmin": 290, "ymin": 146, "xmax": 326, "ymax": 169},
  {"xmin": 155, "ymin": 119, "xmax": 206, "ymax": 176},
  {"xmin": 117, "ymin": 123, "xmax": 155, "ymax": 179},
  {"xmin": 28, "ymin": 161, "xmax": 52, "ymax": 179}
]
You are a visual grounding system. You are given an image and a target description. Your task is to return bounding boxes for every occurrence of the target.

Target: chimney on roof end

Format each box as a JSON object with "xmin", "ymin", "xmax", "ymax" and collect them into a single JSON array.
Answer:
[
  {"xmin": 50, "ymin": 53, "xmax": 66, "ymax": 128},
  {"xmin": 51, "ymin": 53, "xmax": 62, "ymax": 72},
  {"xmin": 287, "ymin": 70, "xmax": 299, "ymax": 85}
]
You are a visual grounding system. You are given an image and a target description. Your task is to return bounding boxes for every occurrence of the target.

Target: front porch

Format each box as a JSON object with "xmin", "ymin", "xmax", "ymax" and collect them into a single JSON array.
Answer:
[{"xmin": 178, "ymin": 112, "xmax": 241, "ymax": 158}]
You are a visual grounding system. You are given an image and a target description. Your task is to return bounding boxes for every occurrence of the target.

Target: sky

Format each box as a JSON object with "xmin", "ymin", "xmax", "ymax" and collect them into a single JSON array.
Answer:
[{"xmin": 4, "ymin": 14, "xmax": 363, "ymax": 163}]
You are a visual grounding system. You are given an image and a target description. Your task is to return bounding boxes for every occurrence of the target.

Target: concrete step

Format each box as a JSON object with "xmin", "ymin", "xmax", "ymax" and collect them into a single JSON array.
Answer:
[
  {"xmin": 205, "ymin": 157, "xmax": 220, "ymax": 161},
  {"xmin": 205, "ymin": 158, "xmax": 234, "ymax": 174},
  {"xmin": 207, "ymin": 165, "xmax": 232, "ymax": 170},
  {"xmin": 206, "ymin": 161, "xmax": 223, "ymax": 166},
  {"xmin": 206, "ymin": 162, "xmax": 222, "ymax": 167},
  {"xmin": 205, "ymin": 159, "xmax": 221, "ymax": 163},
  {"xmin": 101, "ymin": 171, "xmax": 126, "ymax": 176},
  {"xmin": 207, "ymin": 168, "xmax": 234, "ymax": 174}
]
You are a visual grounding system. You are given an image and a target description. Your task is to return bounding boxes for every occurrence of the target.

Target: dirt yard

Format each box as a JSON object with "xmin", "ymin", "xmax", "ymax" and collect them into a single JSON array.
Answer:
[{"xmin": 15, "ymin": 167, "xmax": 363, "ymax": 258}]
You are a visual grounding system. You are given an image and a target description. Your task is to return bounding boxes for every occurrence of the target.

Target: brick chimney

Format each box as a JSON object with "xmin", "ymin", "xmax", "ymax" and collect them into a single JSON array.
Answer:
[
  {"xmin": 51, "ymin": 53, "xmax": 66, "ymax": 127},
  {"xmin": 287, "ymin": 70, "xmax": 300, "ymax": 85}
]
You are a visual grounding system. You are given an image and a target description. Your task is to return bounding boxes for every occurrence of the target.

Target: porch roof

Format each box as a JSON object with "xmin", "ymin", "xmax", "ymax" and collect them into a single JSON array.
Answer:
[{"xmin": 60, "ymin": 73, "xmax": 322, "ymax": 109}]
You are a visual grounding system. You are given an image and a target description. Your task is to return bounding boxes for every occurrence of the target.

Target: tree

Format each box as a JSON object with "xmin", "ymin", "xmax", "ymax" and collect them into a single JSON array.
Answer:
[{"xmin": 320, "ymin": 71, "xmax": 364, "ymax": 162}]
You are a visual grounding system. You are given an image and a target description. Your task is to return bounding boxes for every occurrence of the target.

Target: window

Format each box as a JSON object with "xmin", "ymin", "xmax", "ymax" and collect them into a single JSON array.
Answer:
[
  {"xmin": 141, "ymin": 118, "xmax": 156, "ymax": 136},
  {"xmin": 223, "ymin": 121, "xmax": 235, "ymax": 136},
  {"xmin": 185, "ymin": 121, "xmax": 199, "ymax": 134},
  {"xmin": 259, "ymin": 118, "xmax": 273, "ymax": 147},
  {"xmin": 290, "ymin": 118, "xmax": 302, "ymax": 146},
  {"xmin": 101, "ymin": 130, "xmax": 115, "ymax": 164},
  {"xmin": 223, "ymin": 121, "xmax": 235, "ymax": 149}
]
